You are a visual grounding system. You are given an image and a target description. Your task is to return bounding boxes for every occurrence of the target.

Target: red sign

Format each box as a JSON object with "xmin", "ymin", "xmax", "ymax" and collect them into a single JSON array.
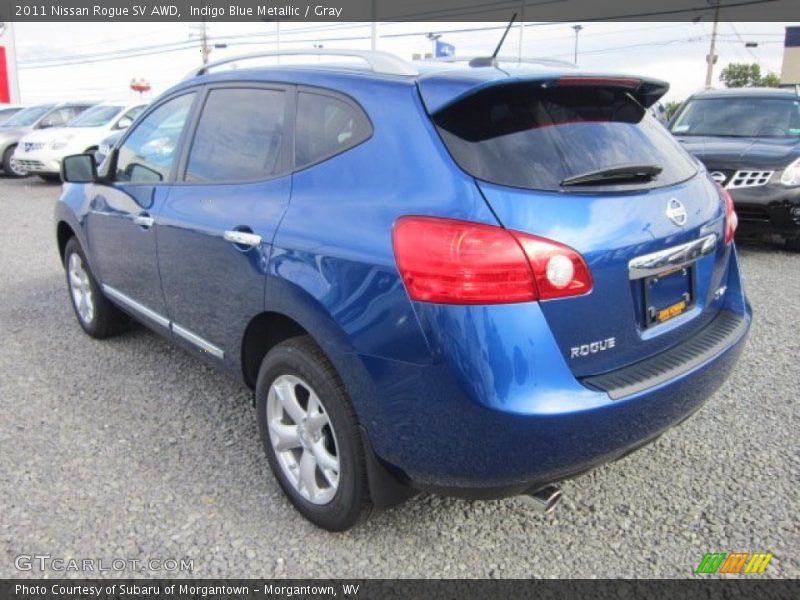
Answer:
[{"xmin": 0, "ymin": 47, "xmax": 10, "ymax": 103}]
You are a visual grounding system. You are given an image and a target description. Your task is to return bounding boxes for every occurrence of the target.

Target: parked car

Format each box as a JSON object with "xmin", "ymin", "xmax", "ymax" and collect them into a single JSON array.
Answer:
[
  {"xmin": 0, "ymin": 102, "xmax": 94, "ymax": 177},
  {"xmin": 648, "ymin": 101, "xmax": 668, "ymax": 124},
  {"xmin": 14, "ymin": 102, "xmax": 146, "ymax": 181},
  {"xmin": 54, "ymin": 51, "xmax": 751, "ymax": 530},
  {"xmin": 669, "ymin": 87, "xmax": 800, "ymax": 250},
  {"xmin": 0, "ymin": 104, "xmax": 26, "ymax": 125},
  {"xmin": 95, "ymin": 130, "xmax": 124, "ymax": 165}
]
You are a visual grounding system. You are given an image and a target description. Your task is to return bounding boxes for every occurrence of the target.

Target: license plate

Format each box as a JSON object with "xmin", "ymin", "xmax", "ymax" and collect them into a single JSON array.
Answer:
[{"xmin": 644, "ymin": 266, "xmax": 694, "ymax": 327}]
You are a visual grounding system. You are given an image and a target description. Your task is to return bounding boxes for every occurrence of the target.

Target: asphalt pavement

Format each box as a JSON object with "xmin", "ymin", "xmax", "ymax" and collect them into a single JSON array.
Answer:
[{"xmin": 0, "ymin": 175, "xmax": 797, "ymax": 578}]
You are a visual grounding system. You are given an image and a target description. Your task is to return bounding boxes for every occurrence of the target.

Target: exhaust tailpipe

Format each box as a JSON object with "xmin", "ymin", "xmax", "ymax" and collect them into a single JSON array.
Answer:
[{"xmin": 518, "ymin": 485, "xmax": 563, "ymax": 514}]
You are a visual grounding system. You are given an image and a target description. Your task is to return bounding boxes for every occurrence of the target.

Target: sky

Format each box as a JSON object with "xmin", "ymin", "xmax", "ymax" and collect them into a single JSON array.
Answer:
[{"xmin": 9, "ymin": 20, "xmax": 797, "ymax": 105}]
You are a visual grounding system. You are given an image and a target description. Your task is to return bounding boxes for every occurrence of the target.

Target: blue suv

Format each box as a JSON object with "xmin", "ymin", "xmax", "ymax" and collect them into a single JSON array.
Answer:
[{"xmin": 55, "ymin": 50, "xmax": 751, "ymax": 530}]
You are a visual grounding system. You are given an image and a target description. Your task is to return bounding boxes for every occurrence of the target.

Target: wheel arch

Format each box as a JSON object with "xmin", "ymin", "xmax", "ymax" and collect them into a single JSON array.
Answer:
[
  {"xmin": 56, "ymin": 220, "xmax": 77, "ymax": 264},
  {"xmin": 240, "ymin": 311, "xmax": 309, "ymax": 389}
]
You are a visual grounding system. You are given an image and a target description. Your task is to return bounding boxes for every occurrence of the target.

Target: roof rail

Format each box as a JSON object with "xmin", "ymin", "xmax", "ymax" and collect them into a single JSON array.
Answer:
[
  {"xmin": 423, "ymin": 55, "xmax": 576, "ymax": 69},
  {"xmin": 188, "ymin": 49, "xmax": 418, "ymax": 79}
]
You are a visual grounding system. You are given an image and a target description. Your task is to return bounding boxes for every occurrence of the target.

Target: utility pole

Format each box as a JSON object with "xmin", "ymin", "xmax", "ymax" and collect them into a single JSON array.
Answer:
[
  {"xmin": 371, "ymin": 0, "xmax": 378, "ymax": 50},
  {"xmin": 517, "ymin": 0, "xmax": 525, "ymax": 62},
  {"xmin": 427, "ymin": 33, "xmax": 441, "ymax": 59},
  {"xmin": 704, "ymin": 0, "xmax": 721, "ymax": 87},
  {"xmin": 263, "ymin": 19, "xmax": 281, "ymax": 62},
  {"xmin": 189, "ymin": 20, "xmax": 211, "ymax": 65},
  {"xmin": 572, "ymin": 24, "xmax": 583, "ymax": 64}
]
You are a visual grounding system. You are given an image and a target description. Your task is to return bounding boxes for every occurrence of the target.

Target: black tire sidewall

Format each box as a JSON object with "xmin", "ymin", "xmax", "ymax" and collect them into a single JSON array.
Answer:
[
  {"xmin": 64, "ymin": 238, "xmax": 101, "ymax": 335},
  {"xmin": 255, "ymin": 339, "xmax": 368, "ymax": 531},
  {"xmin": 63, "ymin": 237, "xmax": 127, "ymax": 338}
]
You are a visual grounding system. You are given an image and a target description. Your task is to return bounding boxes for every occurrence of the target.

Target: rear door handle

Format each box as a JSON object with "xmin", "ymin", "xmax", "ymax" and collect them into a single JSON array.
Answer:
[
  {"xmin": 133, "ymin": 213, "xmax": 155, "ymax": 228},
  {"xmin": 223, "ymin": 230, "xmax": 262, "ymax": 247}
]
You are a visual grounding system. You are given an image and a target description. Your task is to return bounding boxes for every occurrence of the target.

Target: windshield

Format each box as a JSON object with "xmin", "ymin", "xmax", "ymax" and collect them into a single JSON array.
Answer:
[
  {"xmin": 66, "ymin": 105, "xmax": 123, "ymax": 128},
  {"xmin": 0, "ymin": 107, "xmax": 23, "ymax": 123},
  {"xmin": 434, "ymin": 83, "xmax": 697, "ymax": 192},
  {"xmin": 1, "ymin": 105, "xmax": 52, "ymax": 128},
  {"xmin": 671, "ymin": 97, "xmax": 800, "ymax": 138}
]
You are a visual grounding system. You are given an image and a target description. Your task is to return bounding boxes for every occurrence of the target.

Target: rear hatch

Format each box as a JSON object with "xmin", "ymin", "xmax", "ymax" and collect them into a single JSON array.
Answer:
[{"xmin": 423, "ymin": 74, "xmax": 732, "ymax": 377}]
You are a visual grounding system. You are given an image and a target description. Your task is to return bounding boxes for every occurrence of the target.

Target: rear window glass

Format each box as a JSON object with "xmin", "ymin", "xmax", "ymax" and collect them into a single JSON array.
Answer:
[{"xmin": 433, "ymin": 83, "xmax": 697, "ymax": 191}]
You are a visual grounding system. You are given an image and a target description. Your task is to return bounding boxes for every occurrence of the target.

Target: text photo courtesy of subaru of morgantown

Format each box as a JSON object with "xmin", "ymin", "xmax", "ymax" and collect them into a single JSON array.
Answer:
[{"xmin": 0, "ymin": 1, "xmax": 798, "ymax": 593}]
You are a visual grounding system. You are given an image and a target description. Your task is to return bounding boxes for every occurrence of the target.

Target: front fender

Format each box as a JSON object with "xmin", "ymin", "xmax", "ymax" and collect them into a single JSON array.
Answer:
[{"xmin": 53, "ymin": 184, "xmax": 92, "ymax": 268}]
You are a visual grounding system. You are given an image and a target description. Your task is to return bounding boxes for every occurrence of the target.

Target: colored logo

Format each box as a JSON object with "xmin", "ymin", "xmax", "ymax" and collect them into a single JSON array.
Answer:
[{"xmin": 696, "ymin": 552, "xmax": 774, "ymax": 574}]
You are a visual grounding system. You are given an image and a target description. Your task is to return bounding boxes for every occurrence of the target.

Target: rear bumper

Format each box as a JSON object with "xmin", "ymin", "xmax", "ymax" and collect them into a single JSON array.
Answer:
[{"xmin": 346, "ymin": 250, "xmax": 751, "ymax": 498}]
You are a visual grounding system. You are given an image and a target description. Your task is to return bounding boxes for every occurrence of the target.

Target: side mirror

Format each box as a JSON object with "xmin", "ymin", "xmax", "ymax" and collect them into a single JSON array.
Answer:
[
  {"xmin": 61, "ymin": 154, "xmax": 97, "ymax": 184},
  {"xmin": 116, "ymin": 117, "xmax": 133, "ymax": 130}
]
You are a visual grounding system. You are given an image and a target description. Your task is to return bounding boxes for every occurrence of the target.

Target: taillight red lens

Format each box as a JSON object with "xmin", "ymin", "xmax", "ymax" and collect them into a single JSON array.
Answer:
[
  {"xmin": 392, "ymin": 216, "xmax": 592, "ymax": 304},
  {"xmin": 719, "ymin": 185, "xmax": 738, "ymax": 244},
  {"xmin": 513, "ymin": 234, "xmax": 594, "ymax": 300}
]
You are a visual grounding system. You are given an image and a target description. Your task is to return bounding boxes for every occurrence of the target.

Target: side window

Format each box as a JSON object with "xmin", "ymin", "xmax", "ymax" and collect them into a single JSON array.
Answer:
[
  {"xmin": 295, "ymin": 91, "xmax": 371, "ymax": 169},
  {"xmin": 42, "ymin": 106, "xmax": 85, "ymax": 128},
  {"xmin": 121, "ymin": 105, "xmax": 145, "ymax": 123},
  {"xmin": 116, "ymin": 93, "xmax": 195, "ymax": 184},
  {"xmin": 185, "ymin": 88, "xmax": 286, "ymax": 182}
]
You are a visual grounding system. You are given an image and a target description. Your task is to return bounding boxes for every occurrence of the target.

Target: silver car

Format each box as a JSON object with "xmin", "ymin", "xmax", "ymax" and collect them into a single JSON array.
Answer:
[{"xmin": 0, "ymin": 102, "xmax": 93, "ymax": 177}]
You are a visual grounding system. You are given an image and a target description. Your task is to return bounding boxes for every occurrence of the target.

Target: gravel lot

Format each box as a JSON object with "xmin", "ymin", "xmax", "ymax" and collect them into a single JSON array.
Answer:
[{"xmin": 1, "ymin": 175, "xmax": 798, "ymax": 579}]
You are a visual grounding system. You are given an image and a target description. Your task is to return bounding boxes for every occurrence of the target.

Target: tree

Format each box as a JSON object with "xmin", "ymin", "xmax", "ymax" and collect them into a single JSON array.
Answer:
[
  {"xmin": 719, "ymin": 62, "xmax": 781, "ymax": 88},
  {"xmin": 759, "ymin": 72, "xmax": 781, "ymax": 87},
  {"xmin": 664, "ymin": 100, "xmax": 683, "ymax": 121}
]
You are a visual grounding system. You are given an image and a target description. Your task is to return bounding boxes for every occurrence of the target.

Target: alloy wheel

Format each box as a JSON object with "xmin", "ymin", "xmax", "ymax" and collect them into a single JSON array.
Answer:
[
  {"xmin": 68, "ymin": 253, "xmax": 95, "ymax": 325},
  {"xmin": 266, "ymin": 374, "xmax": 340, "ymax": 505}
]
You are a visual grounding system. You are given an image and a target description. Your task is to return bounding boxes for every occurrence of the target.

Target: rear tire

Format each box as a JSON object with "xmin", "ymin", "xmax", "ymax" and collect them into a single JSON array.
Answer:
[
  {"xmin": 63, "ymin": 237, "xmax": 129, "ymax": 338},
  {"xmin": 255, "ymin": 336, "xmax": 372, "ymax": 531},
  {"xmin": 38, "ymin": 173, "xmax": 61, "ymax": 182},
  {"xmin": 2, "ymin": 145, "xmax": 27, "ymax": 178}
]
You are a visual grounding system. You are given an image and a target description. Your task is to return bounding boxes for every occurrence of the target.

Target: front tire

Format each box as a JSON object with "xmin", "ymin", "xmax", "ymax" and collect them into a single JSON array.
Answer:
[
  {"xmin": 2, "ymin": 145, "xmax": 27, "ymax": 178},
  {"xmin": 63, "ymin": 237, "xmax": 129, "ymax": 338},
  {"xmin": 255, "ymin": 336, "xmax": 372, "ymax": 531}
]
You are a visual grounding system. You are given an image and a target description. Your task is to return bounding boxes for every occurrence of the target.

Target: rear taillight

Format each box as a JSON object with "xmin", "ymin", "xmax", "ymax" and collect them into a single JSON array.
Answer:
[
  {"xmin": 392, "ymin": 216, "xmax": 592, "ymax": 304},
  {"xmin": 719, "ymin": 185, "xmax": 738, "ymax": 244}
]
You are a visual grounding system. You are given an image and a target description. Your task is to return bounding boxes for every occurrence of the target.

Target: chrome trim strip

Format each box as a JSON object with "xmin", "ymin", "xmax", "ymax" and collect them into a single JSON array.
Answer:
[
  {"xmin": 172, "ymin": 323, "xmax": 225, "ymax": 360},
  {"xmin": 628, "ymin": 234, "xmax": 717, "ymax": 280},
  {"xmin": 102, "ymin": 284, "xmax": 170, "ymax": 328}
]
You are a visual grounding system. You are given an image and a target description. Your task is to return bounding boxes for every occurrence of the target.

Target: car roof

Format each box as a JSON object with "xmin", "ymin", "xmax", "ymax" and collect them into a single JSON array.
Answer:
[
  {"xmin": 690, "ymin": 87, "xmax": 799, "ymax": 99},
  {"xmin": 177, "ymin": 57, "xmax": 577, "ymax": 87},
  {"xmin": 167, "ymin": 55, "xmax": 665, "ymax": 112}
]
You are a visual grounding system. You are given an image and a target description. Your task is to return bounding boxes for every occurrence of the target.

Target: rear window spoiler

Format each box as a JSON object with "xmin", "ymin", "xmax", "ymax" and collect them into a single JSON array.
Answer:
[{"xmin": 418, "ymin": 72, "xmax": 670, "ymax": 113}]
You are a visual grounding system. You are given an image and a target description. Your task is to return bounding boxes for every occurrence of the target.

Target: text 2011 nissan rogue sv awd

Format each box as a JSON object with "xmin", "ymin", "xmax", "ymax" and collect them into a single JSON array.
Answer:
[{"xmin": 54, "ymin": 51, "xmax": 751, "ymax": 530}]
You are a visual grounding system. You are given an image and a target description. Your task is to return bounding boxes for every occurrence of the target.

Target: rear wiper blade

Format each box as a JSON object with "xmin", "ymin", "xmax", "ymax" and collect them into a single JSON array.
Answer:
[{"xmin": 560, "ymin": 164, "xmax": 663, "ymax": 187}]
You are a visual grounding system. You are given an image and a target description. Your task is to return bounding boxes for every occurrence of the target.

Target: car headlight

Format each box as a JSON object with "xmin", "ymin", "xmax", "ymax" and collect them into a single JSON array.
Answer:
[
  {"xmin": 780, "ymin": 157, "xmax": 800, "ymax": 187},
  {"xmin": 49, "ymin": 139, "xmax": 69, "ymax": 150}
]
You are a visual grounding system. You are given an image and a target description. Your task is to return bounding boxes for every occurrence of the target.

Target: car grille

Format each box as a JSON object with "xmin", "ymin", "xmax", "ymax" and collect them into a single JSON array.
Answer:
[
  {"xmin": 23, "ymin": 142, "xmax": 45, "ymax": 152},
  {"xmin": 726, "ymin": 170, "xmax": 774, "ymax": 189},
  {"xmin": 735, "ymin": 205, "xmax": 770, "ymax": 222},
  {"xmin": 15, "ymin": 159, "xmax": 46, "ymax": 170}
]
